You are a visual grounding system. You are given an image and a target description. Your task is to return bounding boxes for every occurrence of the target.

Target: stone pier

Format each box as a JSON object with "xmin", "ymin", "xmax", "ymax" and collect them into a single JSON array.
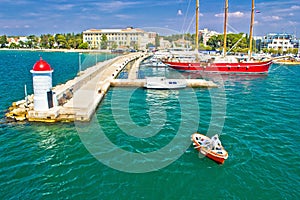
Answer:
[{"xmin": 6, "ymin": 52, "xmax": 217, "ymax": 123}]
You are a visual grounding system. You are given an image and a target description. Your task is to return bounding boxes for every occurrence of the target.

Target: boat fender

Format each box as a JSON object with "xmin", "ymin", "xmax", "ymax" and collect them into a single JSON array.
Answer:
[{"xmin": 246, "ymin": 66, "xmax": 249, "ymax": 70}]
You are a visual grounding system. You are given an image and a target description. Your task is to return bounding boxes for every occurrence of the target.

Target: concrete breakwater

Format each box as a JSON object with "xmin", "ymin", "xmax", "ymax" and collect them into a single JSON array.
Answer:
[{"xmin": 6, "ymin": 52, "xmax": 217, "ymax": 123}]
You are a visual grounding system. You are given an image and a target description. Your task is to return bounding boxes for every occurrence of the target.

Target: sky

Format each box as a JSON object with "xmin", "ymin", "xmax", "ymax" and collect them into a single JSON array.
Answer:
[{"xmin": 0, "ymin": 0, "xmax": 300, "ymax": 38}]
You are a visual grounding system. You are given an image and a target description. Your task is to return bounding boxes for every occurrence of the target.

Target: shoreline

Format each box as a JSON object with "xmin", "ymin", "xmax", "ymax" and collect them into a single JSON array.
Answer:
[{"xmin": 0, "ymin": 48, "xmax": 112, "ymax": 53}]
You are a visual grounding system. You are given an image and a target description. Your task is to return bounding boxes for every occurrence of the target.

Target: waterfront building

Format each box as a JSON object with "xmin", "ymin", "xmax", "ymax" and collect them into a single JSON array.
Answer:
[
  {"xmin": 260, "ymin": 33, "xmax": 299, "ymax": 52},
  {"xmin": 159, "ymin": 38, "xmax": 172, "ymax": 49},
  {"xmin": 7, "ymin": 37, "xmax": 18, "ymax": 46},
  {"xmin": 83, "ymin": 27, "xmax": 155, "ymax": 50},
  {"xmin": 200, "ymin": 28, "xmax": 220, "ymax": 46}
]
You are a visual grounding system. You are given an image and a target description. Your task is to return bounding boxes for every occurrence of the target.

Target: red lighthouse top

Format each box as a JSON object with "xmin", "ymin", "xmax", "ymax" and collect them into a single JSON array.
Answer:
[{"xmin": 32, "ymin": 57, "xmax": 53, "ymax": 71}]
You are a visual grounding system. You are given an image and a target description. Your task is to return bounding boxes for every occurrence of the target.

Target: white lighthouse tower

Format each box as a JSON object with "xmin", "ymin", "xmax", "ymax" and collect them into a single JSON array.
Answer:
[{"xmin": 30, "ymin": 58, "xmax": 54, "ymax": 111}]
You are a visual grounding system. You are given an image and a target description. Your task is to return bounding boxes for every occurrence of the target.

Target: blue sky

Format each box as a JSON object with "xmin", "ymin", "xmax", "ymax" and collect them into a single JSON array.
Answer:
[{"xmin": 0, "ymin": 0, "xmax": 299, "ymax": 37}]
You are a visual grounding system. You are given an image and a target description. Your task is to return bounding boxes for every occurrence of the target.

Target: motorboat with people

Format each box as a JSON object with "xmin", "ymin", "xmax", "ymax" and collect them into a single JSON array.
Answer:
[{"xmin": 191, "ymin": 133, "xmax": 228, "ymax": 164}]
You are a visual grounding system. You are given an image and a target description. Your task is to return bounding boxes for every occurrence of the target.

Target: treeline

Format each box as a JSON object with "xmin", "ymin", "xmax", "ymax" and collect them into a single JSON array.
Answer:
[
  {"xmin": 163, "ymin": 33, "xmax": 299, "ymax": 55},
  {"xmin": 1, "ymin": 32, "xmax": 298, "ymax": 55},
  {"xmin": 162, "ymin": 33, "xmax": 250, "ymax": 52},
  {"xmin": 0, "ymin": 33, "xmax": 89, "ymax": 49}
]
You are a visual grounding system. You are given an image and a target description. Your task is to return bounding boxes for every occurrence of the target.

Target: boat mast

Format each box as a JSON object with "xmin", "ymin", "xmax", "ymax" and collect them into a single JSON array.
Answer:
[
  {"xmin": 195, "ymin": 0, "xmax": 199, "ymax": 52},
  {"xmin": 223, "ymin": 0, "xmax": 228, "ymax": 57},
  {"xmin": 248, "ymin": 0, "xmax": 255, "ymax": 60}
]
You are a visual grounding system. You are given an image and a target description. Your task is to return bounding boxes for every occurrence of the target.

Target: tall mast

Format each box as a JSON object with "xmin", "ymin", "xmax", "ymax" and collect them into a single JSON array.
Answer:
[
  {"xmin": 248, "ymin": 0, "xmax": 255, "ymax": 60},
  {"xmin": 223, "ymin": 0, "xmax": 228, "ymax": 57},
  {"xmin": 195, "ymin": 0, "xmax": 199, "ymax": 52}
]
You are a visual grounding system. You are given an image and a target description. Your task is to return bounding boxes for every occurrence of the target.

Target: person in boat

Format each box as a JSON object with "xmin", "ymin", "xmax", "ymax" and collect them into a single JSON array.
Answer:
[
  {"xmin": 202, "ymin": 138, "xmax": 211, "ymax": 148},
  {"xmin": 210, "ymin": 135, "xmax": 222, "ymax": 150}
]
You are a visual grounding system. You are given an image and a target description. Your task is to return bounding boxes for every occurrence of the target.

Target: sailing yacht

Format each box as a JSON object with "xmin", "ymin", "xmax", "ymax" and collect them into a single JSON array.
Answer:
[{"xmin": 162, "ymin": 0, "xmax": 273, "ymax": 74}]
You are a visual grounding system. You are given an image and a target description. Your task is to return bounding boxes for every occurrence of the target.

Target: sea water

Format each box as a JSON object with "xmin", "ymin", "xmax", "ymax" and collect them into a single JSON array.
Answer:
[{"xmin": 0, "ymin": 50, "xmax": 299, "ymax": 199}]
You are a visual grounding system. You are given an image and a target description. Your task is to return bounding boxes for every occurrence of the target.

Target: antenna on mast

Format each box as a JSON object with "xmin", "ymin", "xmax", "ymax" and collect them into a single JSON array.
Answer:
[{"xmin": 195, "ymin": 0, "xmax": 199, "ymax": 52}]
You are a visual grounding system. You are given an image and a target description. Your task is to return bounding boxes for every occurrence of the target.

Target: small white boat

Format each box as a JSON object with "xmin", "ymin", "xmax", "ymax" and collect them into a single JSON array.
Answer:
[
  {"xmin": 145, "ymin": 77, "xmax": 187, "ymax": 89},
  {"xmin": 143, "ymin": 61, "xmax": 168, "ymax": 67}
]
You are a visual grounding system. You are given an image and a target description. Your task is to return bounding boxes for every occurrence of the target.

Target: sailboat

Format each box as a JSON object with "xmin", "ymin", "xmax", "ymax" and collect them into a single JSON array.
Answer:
[{"xmin": 162, "ymin": 0, "xmax": 273, "ymax": 74}]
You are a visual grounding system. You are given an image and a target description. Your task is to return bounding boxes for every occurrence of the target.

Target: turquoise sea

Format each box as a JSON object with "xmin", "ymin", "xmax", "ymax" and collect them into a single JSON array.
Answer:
[{"xmin": 0, "ymin": 50, "xmax": 299, "ymax": 199}]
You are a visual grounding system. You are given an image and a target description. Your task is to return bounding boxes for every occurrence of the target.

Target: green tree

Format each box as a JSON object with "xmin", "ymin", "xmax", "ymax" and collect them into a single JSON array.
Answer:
[
  {"xmin": 27, "ymin": 35, "xmax": 39, "ymax": 48},
  {"xmin": 9, "ymin": 42, "xmax": 18, "ymax": 49},
  {"xmin": 101, "ymin": 35, "xmax": 108, "ymax": 49},
  {"xmin": 78, "ymin": 42, "xmax": 88, "ymax": 49},
  {"xmin": 26, "ymin": 40, "xmax": 33, "ymax": 48},
  {"xmin": 206, "ymin": 33, "xmax": 249, "ymax": 53},
  {"xmin": 40, "ymin": 34, "xmax": 50, "ymax": 48},
  {"xmin": 0, "ymin": 35, "xmax": 8, "ymax": 47},
  {"xmin": 48, "ymin": 36, "xmax": 55, "ymax": 48},
  {"xmin": 19, "ymin": 40, "xmax": 25, "ymax": 48},
  {"xmin": 262, "ymin": 48, "xmax": 268, "ymax": 53},
  {"xmin": 268, "ymin": 48, "xmax": 277, "ymax": 54},
  {"xmin": 111, "ymin": 42, "xmax": 118, "ymax": 50},
  {"xmin": 206, "ymin": 35, "xmax": 222, "ymax": 50},
  {"xmin": 55, "ymin": 34, "xmax": 68, "ymax": 48}
]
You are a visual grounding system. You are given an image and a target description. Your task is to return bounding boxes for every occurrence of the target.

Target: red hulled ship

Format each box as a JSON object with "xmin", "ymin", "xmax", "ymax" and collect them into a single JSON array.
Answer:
[
  {"xmin": 163, "ymin": 0, "xmax": 273, "ymax": 74},
  {"xmin": 163, "ymin": 59, "xmax": 272, "ymax": 74}
]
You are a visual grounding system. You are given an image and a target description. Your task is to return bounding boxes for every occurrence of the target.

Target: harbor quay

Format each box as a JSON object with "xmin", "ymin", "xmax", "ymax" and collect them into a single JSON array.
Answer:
[{"xmin": 6, "ymin": 52, "xmax": 217, "ymax": 123}]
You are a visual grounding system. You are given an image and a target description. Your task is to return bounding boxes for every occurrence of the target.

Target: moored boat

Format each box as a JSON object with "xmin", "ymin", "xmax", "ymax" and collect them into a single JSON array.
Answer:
[
  {"xmin": 163, "ymin": 0, "xmax": 273, "ymax": 74},
  {"xmin": 143, "ymin": 61, "xmax": 168, "ymax": 67},
  {"xmin": 145, "ymin": 77, "xmax": 187, "ymax": 89},
  {"xmin": 191, "ymin": 133, "xmax": 228, "ymax": 164},
  {"xmin": 163, "ymin": 59, "xmax": 272, "ymax": 74},
  {"xmin": 273, "ymin": 57, "xmax": 300, "ymax": 65}
]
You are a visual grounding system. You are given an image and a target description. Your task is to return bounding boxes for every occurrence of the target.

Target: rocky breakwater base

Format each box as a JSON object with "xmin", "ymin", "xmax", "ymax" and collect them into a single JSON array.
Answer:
[{"xmin": 5, "ymin": 52, "xmax": 149, "ymax": 122}]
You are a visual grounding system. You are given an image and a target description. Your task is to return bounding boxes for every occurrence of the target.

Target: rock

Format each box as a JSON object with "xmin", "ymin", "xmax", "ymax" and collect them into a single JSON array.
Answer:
[
  {"xmin": 12, "ymin": 108, "xmax": 27, "ymax": 116},
  {"xmin": 15, "ymin": 115, "xmax": 26, "ymax": 121},
  {"xmin": 15, "ymin": 99, "xmax": 26, "ymax": 106}
]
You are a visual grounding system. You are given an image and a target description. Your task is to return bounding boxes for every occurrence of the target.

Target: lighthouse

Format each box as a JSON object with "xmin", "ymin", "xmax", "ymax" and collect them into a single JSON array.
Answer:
[{"xmin": 30, "ymin": 58, "xmax": 54, "ymax": 111}]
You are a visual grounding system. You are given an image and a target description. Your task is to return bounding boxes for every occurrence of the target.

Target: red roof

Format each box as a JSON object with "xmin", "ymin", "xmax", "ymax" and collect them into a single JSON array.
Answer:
[{"xmin": 32, "ymin": 58, "xmax": 52, "ymax": 71}]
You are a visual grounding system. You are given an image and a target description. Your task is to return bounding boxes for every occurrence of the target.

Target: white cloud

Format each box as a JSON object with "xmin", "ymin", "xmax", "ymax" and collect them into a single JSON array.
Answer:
[
  {"xmin": 215, "ymin": 11, "xmax": 244, "ymax": 18},
  {"xmin": 115, "ymin": 14, "xmax": 133, "ymax": 20},
  {"xmin": 287, "ymin": 21, "xmax": 297, "ymax": 26},
  {"xmin": 96, "ymin": 1, "xmax": 141, "ymax": 12},
  {"xmin": 55, "ymin": 4, "xmax": 76, "ymax": 11},
  {"xmin": 271, "ymin": 16, "xmax": 281, "ymax": 20},
  {"xmin": 214, "ymin": 13, "xmax": 222, "ymax": 18},
  {"xmin": 262, "ymin": 16, "xmax": 282, "ymax": 22},
  {"xmin": 177, "ymin": 9, "xmax": 183, "ymax": 16},
  {"xmin": 290, "ymin": 5, "xmax": 300, "ymax": 10},
  {"xmin": 229, "ymin": 12, "xmax": 244, "ymax": 18}
]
